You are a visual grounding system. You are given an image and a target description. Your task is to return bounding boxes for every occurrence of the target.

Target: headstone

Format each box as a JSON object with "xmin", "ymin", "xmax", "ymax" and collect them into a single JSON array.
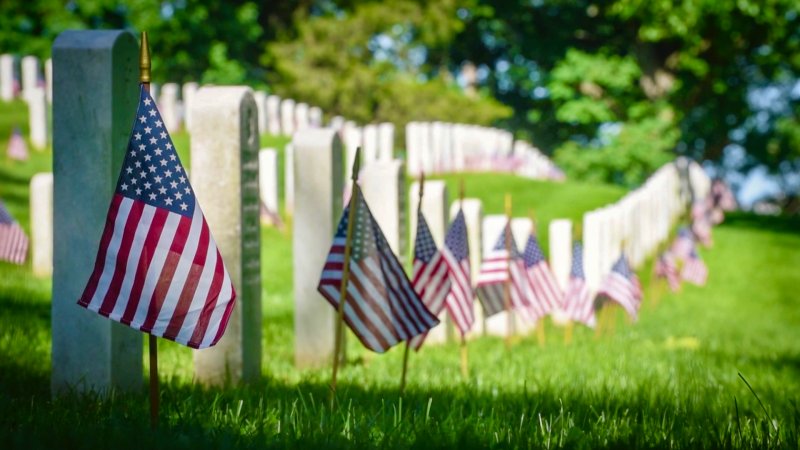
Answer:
[
  {"xmin": 362, "ymin": 124, "xmax": 378, "ymax": 164},
  {"xmin": 21, "ymin": 55, "xmax": 39, "ymax": 100},
  {"xmin": 405, "ymin": 122, "xmax": 421, "ymax": 176},
  {"xmin": 30, "ymin": 172, "xmax": 53, "ymax": 277},
  {"xmin": 181, "ymin": 82, "xmax": 198, "ymax": 129},
  {"xmin": 309, "ymin": 106, "xmax": 323, "ymax": 128},
  {"xmin": 28, "ymin": 87, "xmax": 48, "ymax": 149},
  {"xmin": 52, "ymin": 30, "xmax": 142, "ymax": 394},
  {"xmin": 259, "ymin": 148, "xmax": 279, "ymax": 214},
  {"xmin": 295, "ymin": 102, "xmax": 310, "ymax": 131},
  {"xmin": 191, "ymin": 86, "xmax": 261, "ymax": 385},
  {"xmin": 45, "ymin": 59, "xmax": 53, "ymax": 103},
  {"xmin": 292, "ymin": 129, "xmax": 343, "ymax": 367},
  {"xmin": 329, "ymin": 115, "xmax": 345, "ymax": 133},
  {"xmin": 266, "ymin": 95, "xmax": 281, "ymax": 135},
  {"xmin": 284, "ymin": 143, "xmax": 294, "ymax": 214},
  {"xmin": 149, "ymin": 83, "xmax": 158, "ymax": 105},
  {"xmin": 280, "ymin": 98, "xmax": 295, "ymax": 136},
  {"xmin": 450, "ymin": 198, "xmax": 484, "ymax": 338},
  {"xmin": 159, "ymin": 83, "xmax": 180, "ymax": 131},
  {"xmin": 359, "ymin": 159, "xmax": 406, "ymax": 259},
  {"xmin": 377, "ymin": 122, "xmax": 394, "ymax": 161},
  {"xmin": 253, "ymin": 91, "xmax": 267, "ymax": 136},
  {"xmin": 548, "ymin": 219, "xmax": 572, "ymax": 290},
  {"xmin": 0, "ymin": 54, "xmax": 13, "ymax": 101},
  {"xmin": 342, "ymin": 123, "xmax": 361, "ymax": 181},
  {"xmin": 409, "ymin": 181, "xmax": 449, "ymax": 344}
]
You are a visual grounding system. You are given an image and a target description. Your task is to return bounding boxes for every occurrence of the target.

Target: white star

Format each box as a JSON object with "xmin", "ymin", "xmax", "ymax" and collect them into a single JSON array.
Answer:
[
  {"xmin": 136, "ymin": 188, "xmax": 142, "ymax": 195},
  {"xmin": 144, "ymin": 154, "xmax": 152, "ymax": 161},
  {"xmin": 144, "ymin": 126, "xmax": 152, "ymax": 134},
  {"xmin": 129, "ymin": 150, "xmax": 136, "ymax": 157},
  {"xmin": 159, "ymin": 159, "xmax": 167, "ymax": 167},
  {"xmin": 175, "ymin": 192, "xmax": 183, "ymax": 200},
  {"xmin": 154, "ymin": 175, "xmax": 163, "ymax": 184},
  {"xmin": 149, "ymin": 137, "xmax": 158, "ymax": 145},
  {"xmin": 126, "ymin": 166, "xmax": 133, "ymax": 174},
  {"xmin": 148, "ymin": 165, "xmax": 156, "ymax": 173},
  {"xmin": 164, "ymin": 170, "xmax": 173, "ymax": 178},
  {"xmin": 143, "ymin": 98, "xmax": 152, "ymax": 106},
  {"xmin": 139, "ymin": 171, "xmax": 147, "ymax": 178},
  {"xmin": 138, "ymin": 144, "xmax": 146, "ymax": 151},
  {"xmin": 149, "ymin": 193, "xmax": 157, "ymax": 201},
  {"xmin": 121, "ymin": 183, "xmax": 128, "ymax": 191},
  {"xmin": 174, "ymin": 165, "xmax": 182, "ymax": 173},
  {"xmin": 165, "ymin": 143, "xmax": 173, "ymax": 150},
  {"xmin": 179, "ymin": 202, "xmax": 188, "ymax": 211},
  {"xmin": 134, "ymin": 161, "xmax": 141, "ymax": 168},
  {"xmin": 138, "ymin": 115, "xmax": 146, "ymax": 123},
  {"xmin": 154, "ymin": 148, "xmax": 163, "ymax": 156},
  {"xmin": 160, "ymin": 131, "xmax": 167, "ymax": 139},
  {"xmin": 170, "ymin": 181, "xmax": 178, "ymax": 189},
  {"xmin": 144, "ymin": 182, "xmax": 152, "ymax": 190},
  {"xmin": 179, "ymin": 176, "xmax": 186, "ymax": 183},
  {"xmin": 148, "ymin": 109, "xmax": 157, "ymax": 117},
  {"xmin": 169, "ymin": 154, "xmax": 176, "ymax": 161},
  {"xmin": 184, "ymin": 186, "xmax": 191, "ymax": 194},
  {"xmin": 131, "ymin": 178, "xmax": 137, "ymax": 185},
  {"xmin": 155, "ymin": 120, "xmax": 163, "ymax": 128},
  {"xmin": 134, "ymin": 132, "xmax": 142, "ymax": 140},
  {"xmin": 159, "ymin": 186, "xmax": 167, "ymax": 195},
  {"xmin": 165, "ymin": 198, "xmax": 173, "ymax": 206}
]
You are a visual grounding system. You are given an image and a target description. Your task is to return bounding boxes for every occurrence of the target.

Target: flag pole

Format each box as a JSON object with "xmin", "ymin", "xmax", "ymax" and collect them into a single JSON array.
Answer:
[
  {"xmin": 331, "ymin": 147, "xmax": 361, "ymax": 404},
  {"xmin": 139, "ymin": 31, "xmax": 159, "ymax": 430},
  {"xmin": 503, "ymin": 193, "xmax": 513, "ymax": 348},
  {"xmin": 458, "ymin": 178, "xmax": 469, "ymax": 379},
  {"xmin": 401, "ymin": 172, "xmax": 425, "ymax": 394},
  {"xmin": 529, "ymin": 208, "xmax": 546, "ymax": 347},
  {"xmin": 564, "ymin": 221, "xmax": 581, "ymax": 345}
]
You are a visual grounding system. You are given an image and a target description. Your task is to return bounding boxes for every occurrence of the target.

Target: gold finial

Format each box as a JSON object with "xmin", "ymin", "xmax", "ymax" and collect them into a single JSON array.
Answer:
[
  {"xmin": 528, "ymin": 208, "xmax": 536, "ymax": 235},
  {"xmin": 459, "ymin": 178, "xmax": 465, "ymax": 203},
  {"xmin": 351, "ymin": 147, "xmax": 361, "ymax": 181},
  {"xmin": 139, "ymin": 31, "xmax": 151, "ymax": 84},
  {"xmin": 573, "ymin": 221, "xmax": 583, "ymax": 240},
  {"xmin": 504, "ymin": 193, "xmax": 512, "ymax": 218}
]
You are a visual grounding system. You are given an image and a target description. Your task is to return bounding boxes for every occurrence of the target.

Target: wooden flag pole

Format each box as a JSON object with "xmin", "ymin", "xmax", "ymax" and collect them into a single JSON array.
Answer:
[
  {"xmin": 458, "ymin": 178, "xmax": 469, "ymax": 379},
  {"xmin": 140, "ymin": 31, "xmax": 159, "ymax": 430},
  {"xmin": 503, "ymin": 193, "xmax": 513, "ymax": 348},
  {"xmin": 564, "ymin": 221, "xmax": 581, "ymax": 345},
  {"xmin": 401, "ymin": 172, "xmax": 425, "ymax": 394},
  {"xmin": 331, "ymin": 147, "xmax": 361, "ymax": 404},
  {"xmin": 530, "ymin": 208, "xmax": 546, "ymax": 347}
]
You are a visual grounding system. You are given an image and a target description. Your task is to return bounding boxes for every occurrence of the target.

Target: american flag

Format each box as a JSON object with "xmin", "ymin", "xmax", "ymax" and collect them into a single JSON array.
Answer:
[
  {"xmin": 317, "ymin": 188, "xmax": 439, "ymax": 353},
  {"xmin": 522, "ymin": 234, "xmax": 563, "ymax": 317},
  {"xmin": 671, "ymin": 227, "xmax": 694, "ymax": 260},
  {"xmin": 475, "ymin": 224, "xmax": 537, "ymax": 322},
  {"xmin": 597, "ymin": 254, "xmax": 642, "ymax": 320},
  {"xmin": 681, "ymin": 248, "xmax": 708, "ymax": 286},
  {"xmin": 441, "ymin": 209, "xmax": 475, "ymax": 336},
  {"xmin": 655, "ymin": 251, "xmax": 681, "ymax": 292},
  {"xmin": 408, "ymin": 212, "xmax": 451, "ymax": 350},
  {"xmin": 691, "ymin": 201, "xmax": 713, "ymax": 247},
  {"xmin": 78, "ymin": 86, "xmax": 236, "ymax": 349},
  {"xmin": 562, "ymin": 242, "xmax": 595, "ymax": 327},
  {"xmin": 0, "ymin": 200, "xmax": 28, "ymax": 264},
  {"xmin": 6, "ymin": 127, "xmax": 28, "ymax": 161}
]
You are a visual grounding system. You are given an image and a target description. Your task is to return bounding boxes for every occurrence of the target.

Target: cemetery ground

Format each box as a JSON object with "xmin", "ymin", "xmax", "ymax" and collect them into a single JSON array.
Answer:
[{"xmin": 1, "ymin": 102, "xmax": 800, "ymax": 449}]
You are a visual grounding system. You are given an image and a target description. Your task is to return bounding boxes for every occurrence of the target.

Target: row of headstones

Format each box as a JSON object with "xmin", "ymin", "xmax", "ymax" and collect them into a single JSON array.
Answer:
[
  {"xmin": 0, "ymin": 54, "xmax": 50, "ymax": 149},
  {"xmin": 405, "ymin": 121, "xmax": 562, "ymax": 180}
]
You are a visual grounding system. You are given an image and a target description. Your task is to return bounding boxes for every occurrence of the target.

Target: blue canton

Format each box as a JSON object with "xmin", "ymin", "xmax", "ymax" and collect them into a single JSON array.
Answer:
[
  {"xmin": 444, "ymin": 210, "xmax": 469, "ymax": 261},
  {"xmin": 570, "ymin": 242, "xmax": 585, "ymax": 278},
  {"xmin": 522, "ymin": 234, "xmax": 545, "ymax": 267},
  {"xmin": 414, "ymin": 214, "xmax": 437, "ymax": 263},
  {"xmin": 611, "ymin": 255, "xmax": 633, "ymax": 279},
  {"xmin": 116, "ymin": 86, "xmax": 194, "ymax": 217}
]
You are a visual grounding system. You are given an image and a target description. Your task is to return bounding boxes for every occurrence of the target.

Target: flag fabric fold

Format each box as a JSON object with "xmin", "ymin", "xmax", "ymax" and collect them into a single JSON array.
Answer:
[
  {"xmin": 440, "ymin": 209, "xmax": 475, "ymax": 336},
  {"xmin": 78, "ymin": 85, "xmax": 236, "ymax": 350},
  {"xmin": 597, "ymin": 254, "xmax": 642, "ymax": 320},
  {"xmin": 0, "ymin": 200, "xmax": 28, "ymax": 265},
  {"xmin": 317, "ymin": 188, "xmax": 439, "ymax": 353},
  {"xmin": 562, "ymin": 242, "xmax": 596, "ymax": 327},
  {"xmin": 655, "ymin": 251, "xmax": 681, "ymax": 292},
  {"xmin": 681, "ymin": 248, "xmax": 708, "ymax": 286},
  {"xmin": 522, "ymin": 234, "xmax": 563, "ymax": 318}
]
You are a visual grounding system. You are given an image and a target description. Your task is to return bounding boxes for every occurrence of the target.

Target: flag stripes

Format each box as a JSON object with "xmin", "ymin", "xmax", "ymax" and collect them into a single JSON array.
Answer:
[
  {"xmin": 0, "ymin": 200, "xmax": 28, "ymax": 265},
  {"xmin": 562, "ymin": 242, "xmax": 596, "ymax": 327}
]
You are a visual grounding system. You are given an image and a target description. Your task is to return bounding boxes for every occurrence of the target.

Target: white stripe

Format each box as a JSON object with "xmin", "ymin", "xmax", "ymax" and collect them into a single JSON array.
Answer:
[
  {"xmin": 349, "ymin": 263, "xmax": 400, "ymax": 344},
  {"xmin": 342, "ymin": 287, "xmax": 388, "ymax": 351},
  {"xmin": 108, "ymin": 204, "xmax": 156, "ymax": 321},
  {"xmin": 343, "ymin": 275, "xmax": 397, "ymax": 348},
  {"xmin": 381, "ymin": 256, "xmax": 429, "ymax": 334},
  {"xmin": 87, "ymin": 197, "xmax": 134, "ymax": 311},
  {"xmin": 199, "ymin": 269, "xmax": 234, "ymax": 348},
  {"xmin": 175, "ymin": 229, "xmax": 220, "ymax": 345},
  {"xmin": 129, "ymin": 212, "xmax": 181, "ymax": 329},
  {"xmin": 151, "ymin": 205, "xmax": 205, "ymax": 336}
]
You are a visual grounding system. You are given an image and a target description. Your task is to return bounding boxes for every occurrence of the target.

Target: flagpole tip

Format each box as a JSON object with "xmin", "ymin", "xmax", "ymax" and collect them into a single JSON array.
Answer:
[
  {"xmin": 419, "ymin": 172, "xmax": 425, "ymax": 200},
  {"xmin": 139, "ymin": 31, "xmax": 151, "ymax": 84},
  {"xmin": 351, "ymin": 147, "xmax": 361, "ymax": 182}
]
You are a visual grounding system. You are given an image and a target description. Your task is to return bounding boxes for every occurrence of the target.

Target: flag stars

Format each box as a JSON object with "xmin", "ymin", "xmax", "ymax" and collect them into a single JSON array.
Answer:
[
  {"xmin": 170, "ymin": 180, "xmax": 178, "ymax": 189},
  {"xmin": 139, "ymin": 144, "xmax": 146, "ymax": 151},
  {"xmin": 143, "ymin": 98, "xmax": 152, "ymax": 106},
  {"xmin": 154, "ymin": 175, "xmax": 163, "ymax": 184},
  {"xmin": 130, "ymin": 178, "xmax": 137, "ymax": 185},
  {"xmin": 125, "ymin": 166, "xmax": 133, "ymax": 174},
  {"xmin": 169, "ymin": 154, "xmax": 176, "ymax": 161},
  {"xmin": 134, "ymin": 132, "xmax": 142, "ymax": 140},
  {"xmin": 144, "ymin": 126, "xmax": 152, "ymax": 134},
  {"xmin": 179, "ymin": 175, "xmax": 186, "ymax": 184},
  {"xmin": 139, "ymin": 115, "xmax": 147, "ymax": 123},
  {"xmin": 159, "ymin": 186, "xmax": 167, "ymax": 195},
  {"xmin": 160, "ymin": 159, "xmax": 168, "ymax": 167},
  {"xmin": 155, "ymin": 120, "xmax": 162, "ymax": 128},
  {"xmin": 165, "ymin": 143, "xmax": 173, "ymax": 150},
  {"xmin": 165, "ymin": 169, "xmax": 173, "ymax": 178},
  {"xmin": 175, "ymin": 192, "xmax": 183, "ymax": 200},
  {"xmin": 165, "ymin": 198, "xmax": 173, "ymax": 206},
  {"xmin": 144, "ymin": 154, "xmax": 152, "ymax": 162},
  {"xmin": 180, "ymin": 202, "xmax": 188, "ymax": 211},
  {"xmin": 121, "ymin": 183, "xmax": 128, "ymax": 191},
  {"xmin": 148, "ymin": 165, "xmax": 156, "ymax": 173},
  {"xmin": 136, "ymin": 188, "xmax": 142, "ymax": 196},
  {"xmin": 149, "ymin": 137, "xmax": 158, "ymax": 145},
  {"xmin": 129, "ymin": 150, "xmax": 137, "ymax": 157},
  {"xmin": 160, "ymin": 131, "xmax": 167, "ymax": 139},
  {"xmin": 149, "ymin": 193, "xmax": 157, "ymax": 201},
  {"xmin": 139, "ymin": 171, "xmax": 147, "ymax": 179},
  {"xmin": 144, "ymin": 182, "xmax": 152, "ymax": 190},
  {"xmin": 148, "ymin": 109, "xmax": 157, "ymax": 117},
  {"xmin": 134, "ymin": 161, "xmax": 141, "ymax": 168},
  {"xmin": 175, "ymin": 165, "xmax": 182, "ymax": 173},
  {"xmin": 184, "ymin": 186, "xmax": 191, "ymax": 194},
  {"xmin": 154, "ymin": 148, "xmax": 163, "ymax": 156}
]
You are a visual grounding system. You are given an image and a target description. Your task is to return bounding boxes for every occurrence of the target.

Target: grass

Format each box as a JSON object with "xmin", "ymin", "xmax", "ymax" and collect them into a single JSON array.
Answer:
[{"xmin": 2, "ymin": 100, "xmax": 800, "ymax": 448}]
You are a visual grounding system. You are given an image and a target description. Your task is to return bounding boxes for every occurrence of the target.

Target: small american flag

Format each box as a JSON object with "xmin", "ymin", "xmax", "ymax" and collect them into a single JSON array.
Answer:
[
  {"xmin": 475, "ymin": 224, "xmax": 537, "ymax": 322},
  {"xmin": 7, "ymin": 127, "xmax": 28, "ymax": 161},
  {"xmin": 691, "ymin": 201, "xmax": 713, "ymax": 247},
  {"xmin": 522, "ymin": 234, "xmax": 563, "ymax": 318},
  {"xmin": 318, "ymin": 188, "xmax": 439, "ymax": 353},
  {"xmin": 671, "ymin": 227, "xmax": 694, "ymax": 261},
  {"xmin": 597, "ymin": 254, "xmax": 642, "ymax": 320},
  {"xmin": 0, "ymin": 200, "xmax": 28, "ymax": 264},
  {"xmin": 408, "ymin": 212, "xmax": 451, "ymax": 350},
  {"xmin": 655, "ymin": 251, "xmax": 681, "ymax": 292},
  {"xmin": 681, "ymin": 248, "xmax": 708, "ymax": 286},
  {"xmin": 78, "ymin": 86, "xmax": 236, "ymax": 349},
  {"xmin": 561, "ymin": 242, "xmax": 595, "ymax": 327},
  {"xmin": 441, "ymin": 209, "xmax": 475, "ymax": 336}
]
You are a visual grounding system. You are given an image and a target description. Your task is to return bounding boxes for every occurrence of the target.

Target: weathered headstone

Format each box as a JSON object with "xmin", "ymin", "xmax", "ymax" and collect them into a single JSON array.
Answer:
[
  {"xmin": 359, "ymin": 159, "xmax": 406, "ymax": 259},
  {"xmin": 253, "ymin": 91, "xmax": 267, "ymax": 136},
  {"xmin": 191, "ymin": 86, "xmax": 262, "ymax": 385},
  {"xmin": 0, "ymin": 54, "xmax": 13, "ymax": 101},
  {"xmin": 284, "ymin": 143, "xmax": 294, "ymax": 214},
  {"xmin": 292, "ymin": 129, "xmax": 343, "ymax": 367},
  {"xmin": 181, "ymin": 82, "xmax": 198, "ymax": 129},
  {"xmin": 377, "ymin": 122, "xmax": 394, "ymax": 161},
  {"xmin": 450, "ymin": 198, "xmax": 484, "ymax": 337},
  {"xmin": 294, "ymin": 102, "xmax": 310, "ymax": 131},
  {"xmin": 405, "ymin": 122, "xmax": 421, "ymax": 176},
  {"xmin": 30, "ymin": 172, "xmax": 53, "ymax": 277},
  {"xmin": 45, "ymin": 59, "xmax": 52, "ymax": 103},
  {"xmin": 52, "ymin": 30, "xmax": 142, "ymax": 394},
  {"xmin": 342, "ymin": 123, "xmax": 361, "ymax": 181},
  {"xmin": 259, "ymin": 148, "xmax": 279, "ymax": 215},
  {"xmin": 548, "ymin": 219, "xmax": 572, "ymax": 290},
  {"xmin": 28, "ymin": 86, "xmax": 48, "ymax": 149},
  {"xmin": 266, "ymin": 95, "xmax": 281, "ymax": 135},
  {"xmin": 362, "ymin": 124, "xmax": 378, "ymax": 164},
  {"xmin": 21, "ymin": 55, "xmax": 39, "ymax": 101},
  {"xmin": 309, "ymin": 106, "xmax": 323, "ymax": 128},
  {"xmin": 408, "ymin": 180, "xmax": 449, "ymax": 344},
  {"xmin": 159, "ymin": 83, "xmax": 180, "ymax": 131},
  {"xmin": 280, "ymin": 98, "xmax": 295, "ymax": 136}
]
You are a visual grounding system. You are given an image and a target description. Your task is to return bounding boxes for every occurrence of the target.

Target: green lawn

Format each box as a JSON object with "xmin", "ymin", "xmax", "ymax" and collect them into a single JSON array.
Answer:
[{"xmin": 2, "ymin": 100, "xmax": 800, "ymax": 449}]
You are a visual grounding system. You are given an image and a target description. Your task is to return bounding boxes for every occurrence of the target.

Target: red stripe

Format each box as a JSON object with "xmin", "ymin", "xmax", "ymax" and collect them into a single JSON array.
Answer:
[
  {"xmin": 188, "ymin": 249, "xmax": 226, "ymax": 347},
  {"xmin": 344, "ymin": 271, "xmax": 393, "ymax": 350},
  {"xmin": 162, "ymin": 219, "xmax": 210, "ymax": 340},
  {"xmin": 79, "ymin": 195, "xmax": 123, "ymax": 306},
  {"xmin": 209, "ymin": 282, "xmax": 237, "ymax": 347},
  {"xmin": 120, "ymin": 208, "xmax": 169, "ymax": 325},
  {"xmin": 98, "ymin": 200, "xmax": 145, "ymax": 316},
  {"xmin": 356, "ymin": 261, "xmax": 404, "ymax": 341},
  {"xmin": 381, "ymin": 255, "xmax": 429, "ymax": 335},
  {"xmin": 141, "ymin": 215, "xmax": 192, "ymax": 333}
]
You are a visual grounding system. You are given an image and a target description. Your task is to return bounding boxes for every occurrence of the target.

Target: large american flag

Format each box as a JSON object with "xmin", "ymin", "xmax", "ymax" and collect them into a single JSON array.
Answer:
[
  {"xmin": 597, "ymin": 254, "xmax": 642, "ymax": 320},
  {"xmin": 0, "ymin": 200, "xmax": 28, "ymax": 265},
  {"xmin": 317, "ymin": 188, "xmax": 439, "ymax": 353},
  {"xmin": 681, "ymin": 248, "xmax": 708, "ymax": 286},
  {"xmin": 475, "ymin": 224, "xmax": 537, "ymax": 322},
  {"xmin": 441, "ymin": 209, "xmax": 475, "ymax": 336},
  {"xmin": 562, "ymin": 242, "xmax": 595, "ymax": 327},
  {"xmin": 78, "ymin": 86, "xmax": 236, "ymax": 349},
  {"xmin": 655, "ymin": 251, "xmax": 680, "ymax": 292},
  {"xmin": 408, "ymin": 212, "xmax": 451, "ymax": 350},
  {"xmin": 522, "ymin": 234, "xmax": 563, "ymax": 318}
]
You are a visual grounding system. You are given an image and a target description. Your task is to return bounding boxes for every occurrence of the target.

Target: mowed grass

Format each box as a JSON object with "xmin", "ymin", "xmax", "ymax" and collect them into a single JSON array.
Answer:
[{"xmin": 2, "ymin": 100, "xmax": 800, "ymax": 448}]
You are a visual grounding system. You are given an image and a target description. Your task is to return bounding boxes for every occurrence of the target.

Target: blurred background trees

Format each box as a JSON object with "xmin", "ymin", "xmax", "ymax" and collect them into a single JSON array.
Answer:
[{"xmin": 1, "ymin": 0, "xmax": 798, "ymax": 193}]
